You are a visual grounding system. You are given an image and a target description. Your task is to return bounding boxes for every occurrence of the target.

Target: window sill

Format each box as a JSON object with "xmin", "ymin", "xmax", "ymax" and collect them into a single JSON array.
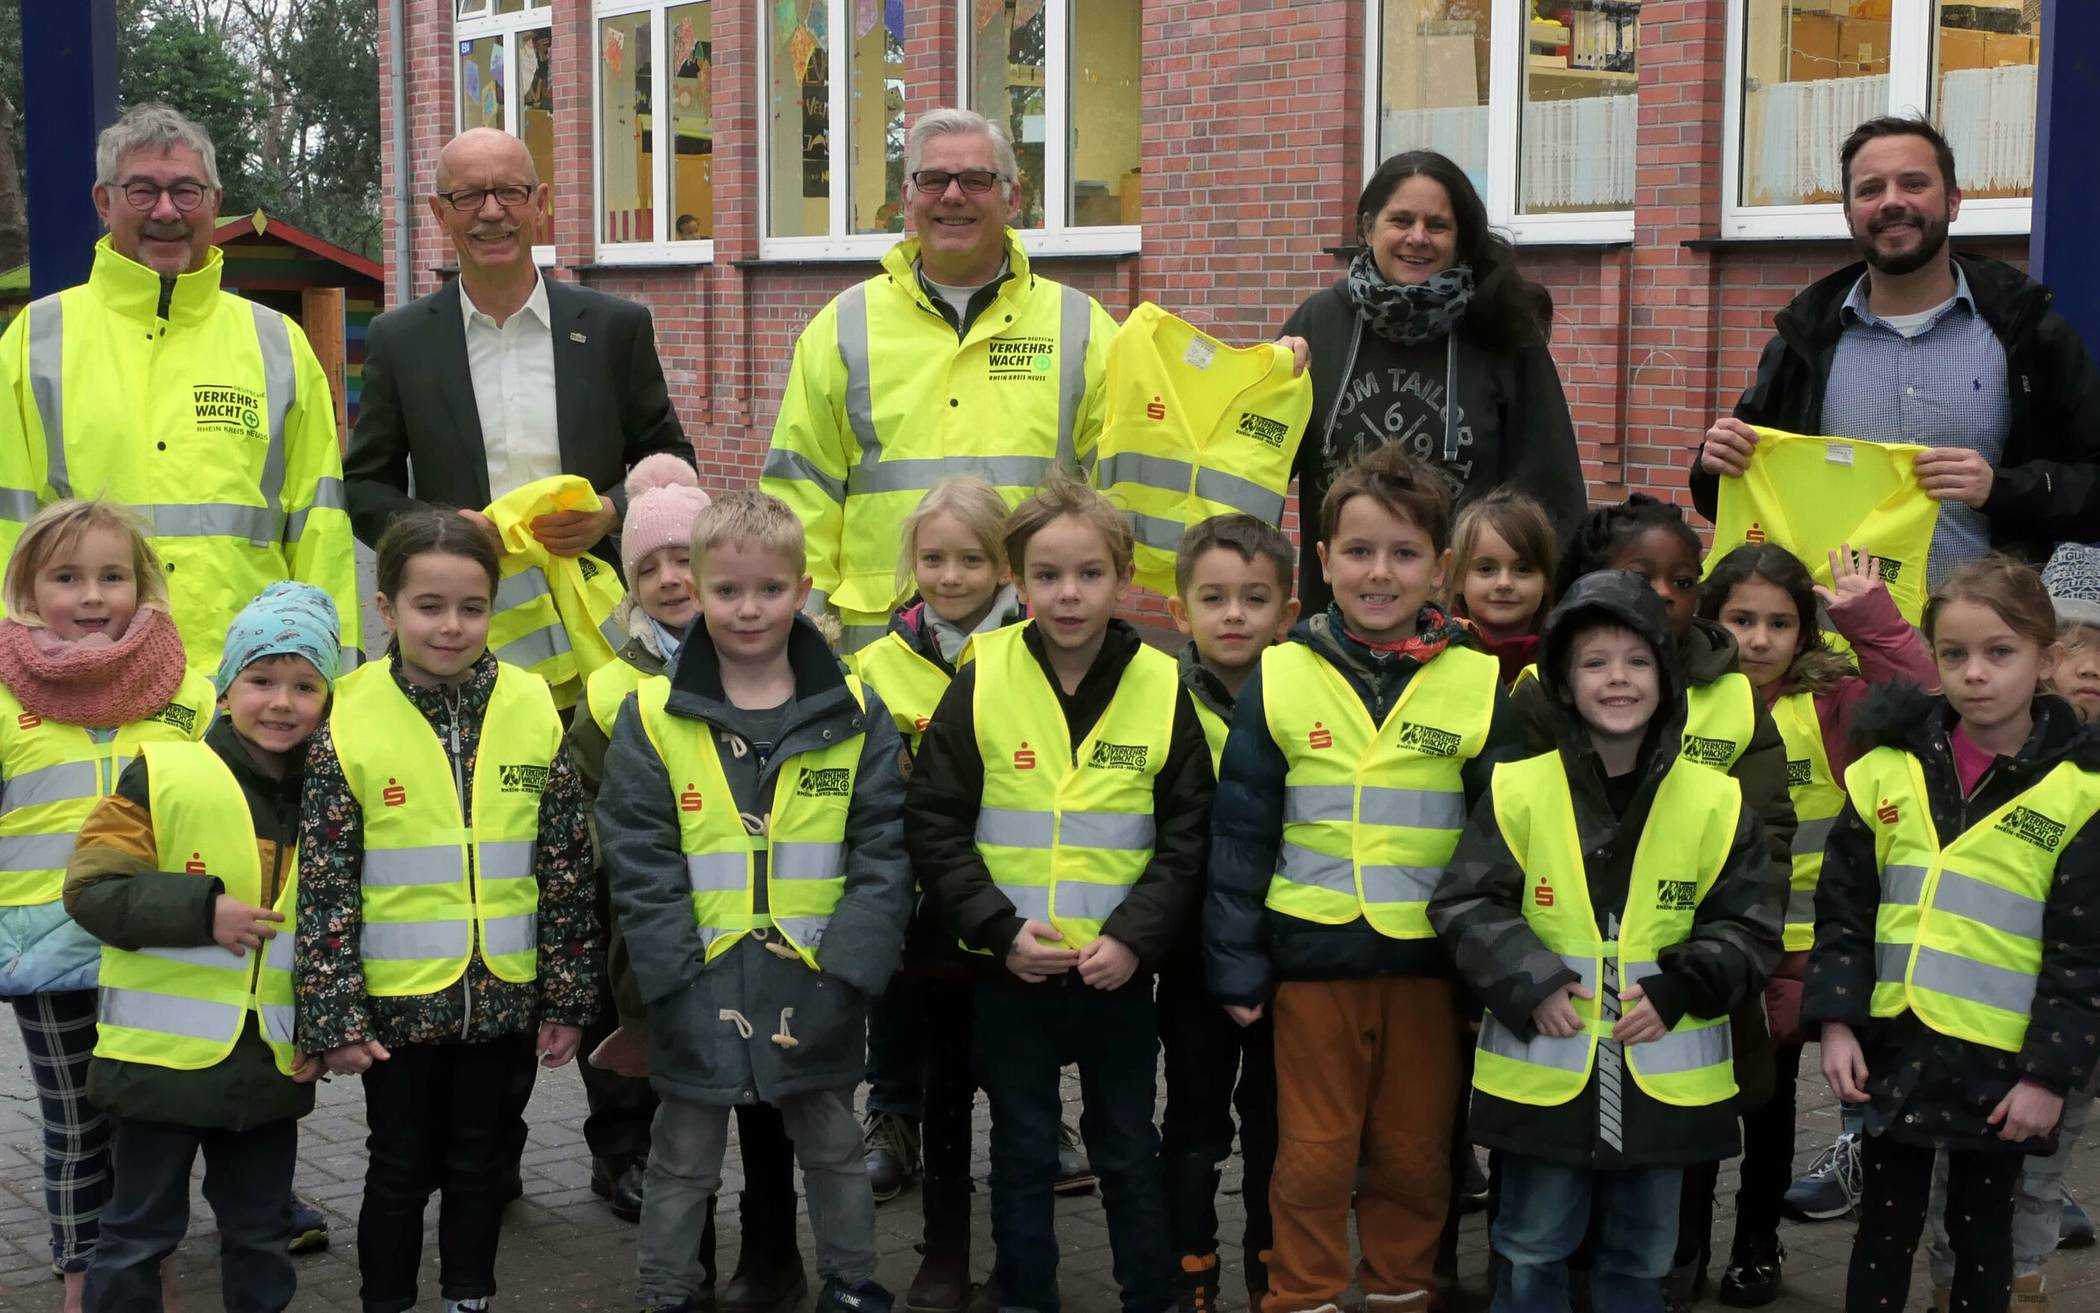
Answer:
[
  {"xmin": 732, "ymin": 246, "xmax": 1141, "ymax": 270},
  {"xmin": 570, "ymin": 259, "xmax": 715, "ymax": 272}
]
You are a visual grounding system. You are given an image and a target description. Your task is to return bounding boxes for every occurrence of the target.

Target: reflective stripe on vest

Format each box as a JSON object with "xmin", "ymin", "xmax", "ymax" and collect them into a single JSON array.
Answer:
[
  {"xmin": 969, "ymin": 624, "xmax": 1174, "ymax": 951},
  {"xmin": 1678, "ymin": 673, "xmax": 1756, "ymax": 773},
  {"xmin": 1261, "ymin": 642, "xmax": 1497, "ymax": 940},
  {"xmin": 1772, "ymin": 689, "xmax": 1845, "ymax": 952},
  {"xmin": 845, "ymin": 629, "xmax": 955, "ymax": 753},
  {"xmin": 1092, "ymin": 303, "xmax": 1311, "ymax": 594},
  {"xmin": 1473, "ymin": 754, "xmax": 1742, "ymax": 1108},
  {"xmin": 1847, "ymin": 747, "xmax": 2100, "ymax": 1051},
  {"xmin": 485, "ymin": 558, "xmax": 627, "ymax": 708},
  {"xmin": 586, "ymin": 657, "xmax": 647, "ymax": 738},
  {"xmin": 635, "ymin": 674, "xmax": 866, "ymax": 969},
  {"xmin": 93, "ymin": 741, "xmax": 301, "ymax": 1074},
  {"xmin": 0, "ymin": 671, "xmax": 215, "ymax": 906},
  {"xmin": 331, "ymin": 661, "xmax": 563, "ymax": 996}
]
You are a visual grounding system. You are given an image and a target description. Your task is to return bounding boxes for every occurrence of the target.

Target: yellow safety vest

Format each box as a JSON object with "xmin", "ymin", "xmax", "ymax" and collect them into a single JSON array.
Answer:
[
  {"xmin": 93, "ymin": 742, "xmax": 301, "ymax": 1074},
  {"xmin": 845, "ymin": 629, "xmax": 958, "ymax": 753},
  {"xmin": 1474, "ymin": 753, "xmax": 1742, "ymax": 1108},
  {"xmin": 0, "ymin": 238, "xmax": 361, "ymax": 671},
  {"xmin": 1192, "ymin": 697, "xmax": 1229, "ymax": 776},
  {"xmin": 1710, "ymin": 428, "xmax": 1939, "ymax": 626},
  {"xmin": 0, "ymin": 670, "xmax": 215, "ymax": 907},
  {"xmin": 485, "ymin": 476, "xmax": 628, "ymax": 709},
  {"xmin": 1773, "ymin": 690, "xmax": 1845, "ymax": 951},
  {"xmin": 1679, "ymin": 674, "xmax": 1757, "ymax": 773},
  {"xmin": 1846, "ymin": 747, "xmax": 2100, "ymax": 1052},
  {"xmin": 1262, "ymin": 642, "xmax": 1498, "ymax": 940},
  {"xmin": 330, "ymin": 661, "xmax": 563, "ymax": 996},
  {"xmin": 634, "ymin": 675, "xmax": 867, "ymax": 970},
  {"xmin": 586, "ymin": 658, "xmax": 647, "ymax": 739},
  {"xmin": 969, "ymin": 624, "xmax": 1175, "ymax": 951},
  {"xmin": 761, "ymin": 234, "xmax": 1115, "ymax": 646},
  {"xmin": 1093, "ymin": 303, "xmax": 1312, "ymax": 595}
]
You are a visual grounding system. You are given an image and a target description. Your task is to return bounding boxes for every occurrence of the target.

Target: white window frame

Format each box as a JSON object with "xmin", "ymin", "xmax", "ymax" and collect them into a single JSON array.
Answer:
[
  {"xmin": 1720, "ymin": 0, "xmax": 2032, "ymax": 240},
  {"xmin": 955, "ymin": 0, "xmax": 1142, "ymax": 258},
  {"xmin": 756, "ymin": 0, "xmax": 909, "ymax": 261},
  {"xmin": 592, "ymin": 0, "xmax": 718, "ymax": 264},
  {"xmin": 1362, "ymin": 0, "xmax": 1634, "ymax": 246},
  {"xmin": 455, "ymin": 1, "xmax": 558, "ymax": 266}
]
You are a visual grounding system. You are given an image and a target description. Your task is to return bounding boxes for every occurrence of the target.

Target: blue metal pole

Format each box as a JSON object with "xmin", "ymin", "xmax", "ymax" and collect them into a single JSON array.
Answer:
[
  {"xmin": 22, "ymin": 0, "xmax": 120, "ymax": 299},
  {"xmin": 2033, "ymin": 0, "xmax": 2100, "ymax": 348}
]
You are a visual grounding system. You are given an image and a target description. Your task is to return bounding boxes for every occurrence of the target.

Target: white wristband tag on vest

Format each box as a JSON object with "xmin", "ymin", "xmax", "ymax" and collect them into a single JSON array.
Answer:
[{"xmin": 1183, "ymin": 336, "xmax": 1217, "ymax": 370}]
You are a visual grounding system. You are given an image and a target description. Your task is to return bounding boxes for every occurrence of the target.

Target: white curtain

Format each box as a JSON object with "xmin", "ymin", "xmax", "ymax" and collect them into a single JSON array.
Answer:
[
  {"xmin": 1520, "ymin": 93, "xmax": 1635, "ymax": 210},
  {"xmin": 1748, "ymin": 74, "xmax": 1887, "ymax": 204},
  {"xmin": 1939, "ymin": 64, "xmax": 2038, "ymax": 194}
]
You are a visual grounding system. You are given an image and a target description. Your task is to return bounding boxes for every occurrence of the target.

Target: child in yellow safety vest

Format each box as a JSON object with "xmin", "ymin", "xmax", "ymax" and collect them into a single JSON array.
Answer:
[
  {"xmin": 1429, "ymin": 568, "xmax": 1782, "ymax": 1313},
  {"xmin": 1160, "ymin": 513, "xmax": 1298, "ymax": 1308},
  {"xmin": 910, "ymin": 474, "xmax": 1213, "ymax": 1313},
  {"xmin": 847, "ymin": 475, "xmax": 1027, "ymax": 1311},
  {"xmin": 1688, "ymin": 540, "xmax": 1936, "ymax": 1304},
  {"xmin": 596, "ymin": 489, "xmax": 911, "ymax": 1313},
  {"xmin": 1806, "ymin": 557, "xmax": 2100, "ymax": 1313},
  {"xmin": 0, "ymin": 499, "xmax": 215, "ymax": 1310},
  {"xmin": 1448, "ymin": 489, "xmax": 1558, "ymax": 688},
  {"xmin": 1205, "ymin": 446, "xmax": 1523, "ymax": 1313},
  {"xmin": 65, "ymin": 581, "xmax": 341, "ymax": 1311},
  {"xmin": 294, "ymin": 511, "xmax": 600, "ymax": 1313}
]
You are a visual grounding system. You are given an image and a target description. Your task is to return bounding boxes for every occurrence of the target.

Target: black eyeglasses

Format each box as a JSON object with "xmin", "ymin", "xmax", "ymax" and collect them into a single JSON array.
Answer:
[
  {"xmin": 436, "ymin": 184, "xmax": 537, "ymax": 212},
  {"xmin": 119, "ymin": 181, "xmax": 211, "ymax": 214},
  {"xmin": 910, "ymin": 169, "xmax": 1005, "ymax": 196}
]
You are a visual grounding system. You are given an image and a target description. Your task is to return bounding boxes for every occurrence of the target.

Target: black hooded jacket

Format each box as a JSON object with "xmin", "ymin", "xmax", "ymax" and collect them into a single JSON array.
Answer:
[
  {"xmin": 1429, "ymin": 571, "xmax": 1784, "ymax": 1169},
  {"xmin": 1802, "ymin": 684, "xmax": 2100, "ymax": 1151},
  {"xmin": 1688, "ymin": 253, "xmax": 2100, "ymax": 565}
]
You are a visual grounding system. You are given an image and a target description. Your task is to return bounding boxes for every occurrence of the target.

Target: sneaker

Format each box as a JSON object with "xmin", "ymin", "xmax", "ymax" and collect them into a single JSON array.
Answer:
[
  {"xmin": 2060, "ymin": 1185, "xmax": 2095, "ymax": 1250},
  {"xmin": 1717, "ymin": 1236, "xmax": 1784, "ymax": 1307},
  {"xmin": 816, "ymin": 1277, "xmax": 896, "ymax": 1313},
  {"xmin": 289, "ymin": 1196, "xmax": 330, "ymax": 1254},
  {"xmin": 863, "ymin": 1110, "xmax": 921, "ymax": 1203},
  {"xmin": 1052, "ymin": 1117, "xmax": 1095, "ymax": 1196},
  {"xmin": 1173, "ymin": 1254, "xmax": 1219, "ymax": 1313},
  {"xmin": 445, "ymin": 1301, "xmax": 490, "ymax": 1313},
  {"xmin": 2012, "ymin": 1273, "xmax": 2048, "ymax": 1310},
  {"xmin": 1781, "ymin": 1132, "xmax": 1861, "ymax": 1221}
]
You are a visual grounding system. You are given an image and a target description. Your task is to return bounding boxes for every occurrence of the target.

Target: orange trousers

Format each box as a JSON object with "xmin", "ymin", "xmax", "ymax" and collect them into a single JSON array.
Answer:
[{"xmin": 1264, "ymin": 976, "xmax": 1461, "ymax": 1312}]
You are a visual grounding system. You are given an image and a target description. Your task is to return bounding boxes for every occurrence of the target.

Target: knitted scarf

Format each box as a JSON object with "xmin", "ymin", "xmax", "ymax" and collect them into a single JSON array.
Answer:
[
  {"xmin": 1343, "ymin": 249, "xmax": 1475, "ymax": 347},
  {"xmin": 0, "ymin": 608, "xmax": 190, "ymax": 727}
]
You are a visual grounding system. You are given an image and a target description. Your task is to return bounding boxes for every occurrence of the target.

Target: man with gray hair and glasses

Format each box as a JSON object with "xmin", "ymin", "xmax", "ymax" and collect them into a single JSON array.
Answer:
[
  {"xmin": 763, "ymin": 106, "xmax": 1117, "ymax": 654},
  {"xmin": 0, "ymin": 102, "xmax": 360, "ymax": 673}
]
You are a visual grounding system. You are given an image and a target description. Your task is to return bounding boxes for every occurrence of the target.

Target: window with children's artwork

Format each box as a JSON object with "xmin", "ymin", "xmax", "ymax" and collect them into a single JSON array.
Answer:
[
  {"xmin": 761, "ymin": 0, "xmax": 909, "ymax": 254},
  {"xmin": 456, "ymin": 2, "xmax": 557, "ymax": 259},
  {"xmin": 595, "ymin": 1, "xmax": 716, "ymax": 256}
]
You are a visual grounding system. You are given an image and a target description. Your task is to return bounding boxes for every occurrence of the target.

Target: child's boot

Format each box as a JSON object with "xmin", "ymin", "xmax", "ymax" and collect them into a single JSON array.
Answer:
[
  {"xmin": 1172, "ymin": 1252, "xmax": 1219, "ymax": 1313},
  {"xmin": 2012, "ymin": 1274, "xmax": 2049, "ymax": 1310},
  {"xmin": 1930, "ymin": 1287, "xmax": 1951, "ymax": 1313},
  {"xmin": 816, "ymin": 1277, "xmax": 896, "ymax": 1313},
  {"xmin": 906, "ymin": 1174, "xmax": 972, "ymax": 1313},
  {"xmin": 719, "ymin": 1212, "xmax": 808, "ymax": 1312},
  {"xmin": 1360, "ymin": 1294, "xmax": 1429, "ymax": 1312}
]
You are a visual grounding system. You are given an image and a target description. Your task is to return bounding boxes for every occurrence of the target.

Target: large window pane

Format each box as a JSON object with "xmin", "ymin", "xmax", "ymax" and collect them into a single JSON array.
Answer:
[
  {"xmin": 971, "ymin": 0, "xmax": 1047, "ymax": 230},
  {"xmin": 1376, "ymin": 0, "xmax": 1492, "ymax": 194},
  {"xmin": 848, "ymin": 0, "xmax": 906, "ymax": 233},
  {"xmin": 599, "ymin": 13, "xmax": 652, "ymax": 244},
  {"xmin": 1068, "ymin": 0, "xmax": 1138, "ymax": 227},
  {"xmin": 460, "ymin": 36, "xmax": 506, "ymax": 131},
  {"xmin": 1931, "ymin": 1, "xmax": 2038, "ymax": 200},
  {"xmin": 668, "ymin": 3, "xmax": 714, "ymax": 240},
  {"xmin": 1739, "ymin": 2, "xmax": 1889, "ymax": 206},
  {"xmin": 1519, "ymin": 1, "xmax": 1638, "ymax": 213},
  {"xmin": 767, "ymin": 2, "xmax": 829, "ymax": 237},
  {"xmin": 521, "ymin": 27, "xmax": 556, "ymax": 241}
]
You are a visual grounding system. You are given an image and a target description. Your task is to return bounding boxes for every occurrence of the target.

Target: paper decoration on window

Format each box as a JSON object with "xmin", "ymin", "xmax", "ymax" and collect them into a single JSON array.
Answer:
[
  {"xmin": 856, "ymin": 0, "xmax": 878, "ymax": 38},
  {"xmin": 787, "ymin": 22, "xmax": 819, "ymax": 83},
  {"xmin": 975, "ymin": 0, "xmax": 1002, "ymax": 33},
  {"xmin": 603, "ymin": 24, "xmax": 625, "ymax": 76},
  {"xmin": 463, "ymin": 55, "xmax": 480, "ymax": 107},
  {"xmin": 886, "ymin": 0, "xmax": 903, "ymax": 39},
  {"xmin": 490, "ymin": 41, "xmax": 505, "ymax": 89},
  {"xmin": 482, "ymin": 81, "xmax": 499, "ymax": 120},
  {"xmin": 521, "ymin": 35, "xmax": 541, "ymax": 90},
  {"xmin": 1013, "ymin": 0, "xmax": 1043, "ymax": 29},
  {"xmin": 676, "ymin": 15, "xmax": 698, "ymax": 59},
  {"xmin": 805, "ymin": 0, "xmax": 826, "ymax": 43},
  {"xmin": 775, "ymin": 0, "xmax": 801, "ymax": 41}
]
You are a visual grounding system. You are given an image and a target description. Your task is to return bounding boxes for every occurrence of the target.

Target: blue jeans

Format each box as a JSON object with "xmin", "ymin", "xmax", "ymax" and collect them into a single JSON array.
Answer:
[
  {"xmin": 974, "ymin": 983, "xmax": 1171, "ymax": 1313},
  {"xmin": 1492, "ymin": 1155, "xmax": 1680, "ymax": 1313}
]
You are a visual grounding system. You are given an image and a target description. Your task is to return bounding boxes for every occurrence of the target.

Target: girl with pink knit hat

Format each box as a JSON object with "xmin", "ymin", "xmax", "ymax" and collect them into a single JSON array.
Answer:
[{"xmin": 569, "ymin": 456, "xmax": 808, "ymax": 1307}]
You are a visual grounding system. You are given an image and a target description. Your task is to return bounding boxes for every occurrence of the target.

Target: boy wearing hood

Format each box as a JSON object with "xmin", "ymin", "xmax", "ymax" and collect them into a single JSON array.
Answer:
[{"xmin": 1429, "ymin": 571, "xmax": 1784, "ymax": 1313}]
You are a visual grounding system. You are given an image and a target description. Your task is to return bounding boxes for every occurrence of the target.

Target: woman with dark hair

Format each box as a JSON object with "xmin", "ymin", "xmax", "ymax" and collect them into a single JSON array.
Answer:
[{"xmin": 1279, "ymin": 150, "xmax": 1585, "ymax": 611}]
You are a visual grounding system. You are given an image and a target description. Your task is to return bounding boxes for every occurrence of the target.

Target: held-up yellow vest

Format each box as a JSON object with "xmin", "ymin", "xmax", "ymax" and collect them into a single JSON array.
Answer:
[
  {"xmin": 1262, "ymin": 642, "xmax": 1498, "ymax": 940},
  {"xmin": 1710, "ymin": 428, "xmax": 1939, "ymax": 625},
  {"xmin": 635, "ymin": 675, "xmax": 866, "ymax": 970},
  {"xmin": 485, "ymin": 476, "xmax": 629, "ymax": 709},
  {"xmin": 845, "ymin": 630, "xmax": 960, "ymax": 753},
  {"xmin": 1846, "ymin": 747, "xmax": 2100, "ymax": 1052},
  {"xmin": 0, "ymin": 670, "xmax": 215, "ymax": 907},
  {"xmin": 586, "ymin": 658, "xmax": 647, "ymax": 738},
  {"xmin": 330, "ymin": 661, "xmax": 563, "ymax": 997},
  {"xmin": 93, "ymin": 742, "xmax": 301, "ymax": 1075},
  {"xmin": 970, "ymin": 625, "xmax": 1176, "ymax": 952},
  {"xmin": 1474, "ymin": 754, "xmax": 1742, "ymax": 1108},
  {"xmin": 1773, "ymin": 691, "xmax": 1845, "ymax": 951},
  {"xmin": 1094, "ymin": 303, "xmax": 1313, "ymax": 595}
]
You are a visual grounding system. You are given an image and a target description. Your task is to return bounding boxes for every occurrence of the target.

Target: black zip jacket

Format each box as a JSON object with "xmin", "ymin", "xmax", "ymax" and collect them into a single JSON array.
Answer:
[
  {"xmin": 908, "ymin": 620, "xmax": 1213, "ymax": 985},
  {"xmin": 1204, "ymin": 608, "xmax": 1524, "ymax": 1005},
  {"xmin": 1689, "ymin": 252, "xmax": 2100, "ymax": 564},
  {"xmin": 1429, "ymin": 571, "xmax": 1783, "ymax": 1169},
  {"xmin": 1803, "ymin": 684, "xmax": 2100, "ymax": 1151}
]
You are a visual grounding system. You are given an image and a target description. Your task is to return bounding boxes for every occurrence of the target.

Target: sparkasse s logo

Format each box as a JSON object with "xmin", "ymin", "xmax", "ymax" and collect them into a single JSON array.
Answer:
[{"xmin": 382, "ymin": 777, "xmax": 407, "ymax": 808}]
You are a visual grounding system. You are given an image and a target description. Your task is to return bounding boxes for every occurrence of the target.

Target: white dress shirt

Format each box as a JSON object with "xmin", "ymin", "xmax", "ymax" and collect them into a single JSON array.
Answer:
[{"xmin": 461, "ymin": 274, "xmax": 562, "ymax": 500}]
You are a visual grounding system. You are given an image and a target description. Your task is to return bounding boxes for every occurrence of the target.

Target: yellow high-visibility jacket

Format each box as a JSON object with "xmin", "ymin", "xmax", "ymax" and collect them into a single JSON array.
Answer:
[
  {"xmin": 0, "ymin": 239, "xmax": 361, "ymax": 671},
  {"xmin": 761, "ymin": 233, "xmax": 1116, "ymax": 649},
  {"xmin": 484, "ymin": 475, "xmax": 627, "ymax": 709}
]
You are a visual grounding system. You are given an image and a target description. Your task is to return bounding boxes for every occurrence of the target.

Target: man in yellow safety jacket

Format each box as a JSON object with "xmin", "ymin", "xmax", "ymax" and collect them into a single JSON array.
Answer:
[
  {"xmin": 762, "ymin": 107, "xmax": 1117, "ymax": 652},
  {"xmin": 0, "ymin": 105, "xmax": 360, "ymax": 673}
]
